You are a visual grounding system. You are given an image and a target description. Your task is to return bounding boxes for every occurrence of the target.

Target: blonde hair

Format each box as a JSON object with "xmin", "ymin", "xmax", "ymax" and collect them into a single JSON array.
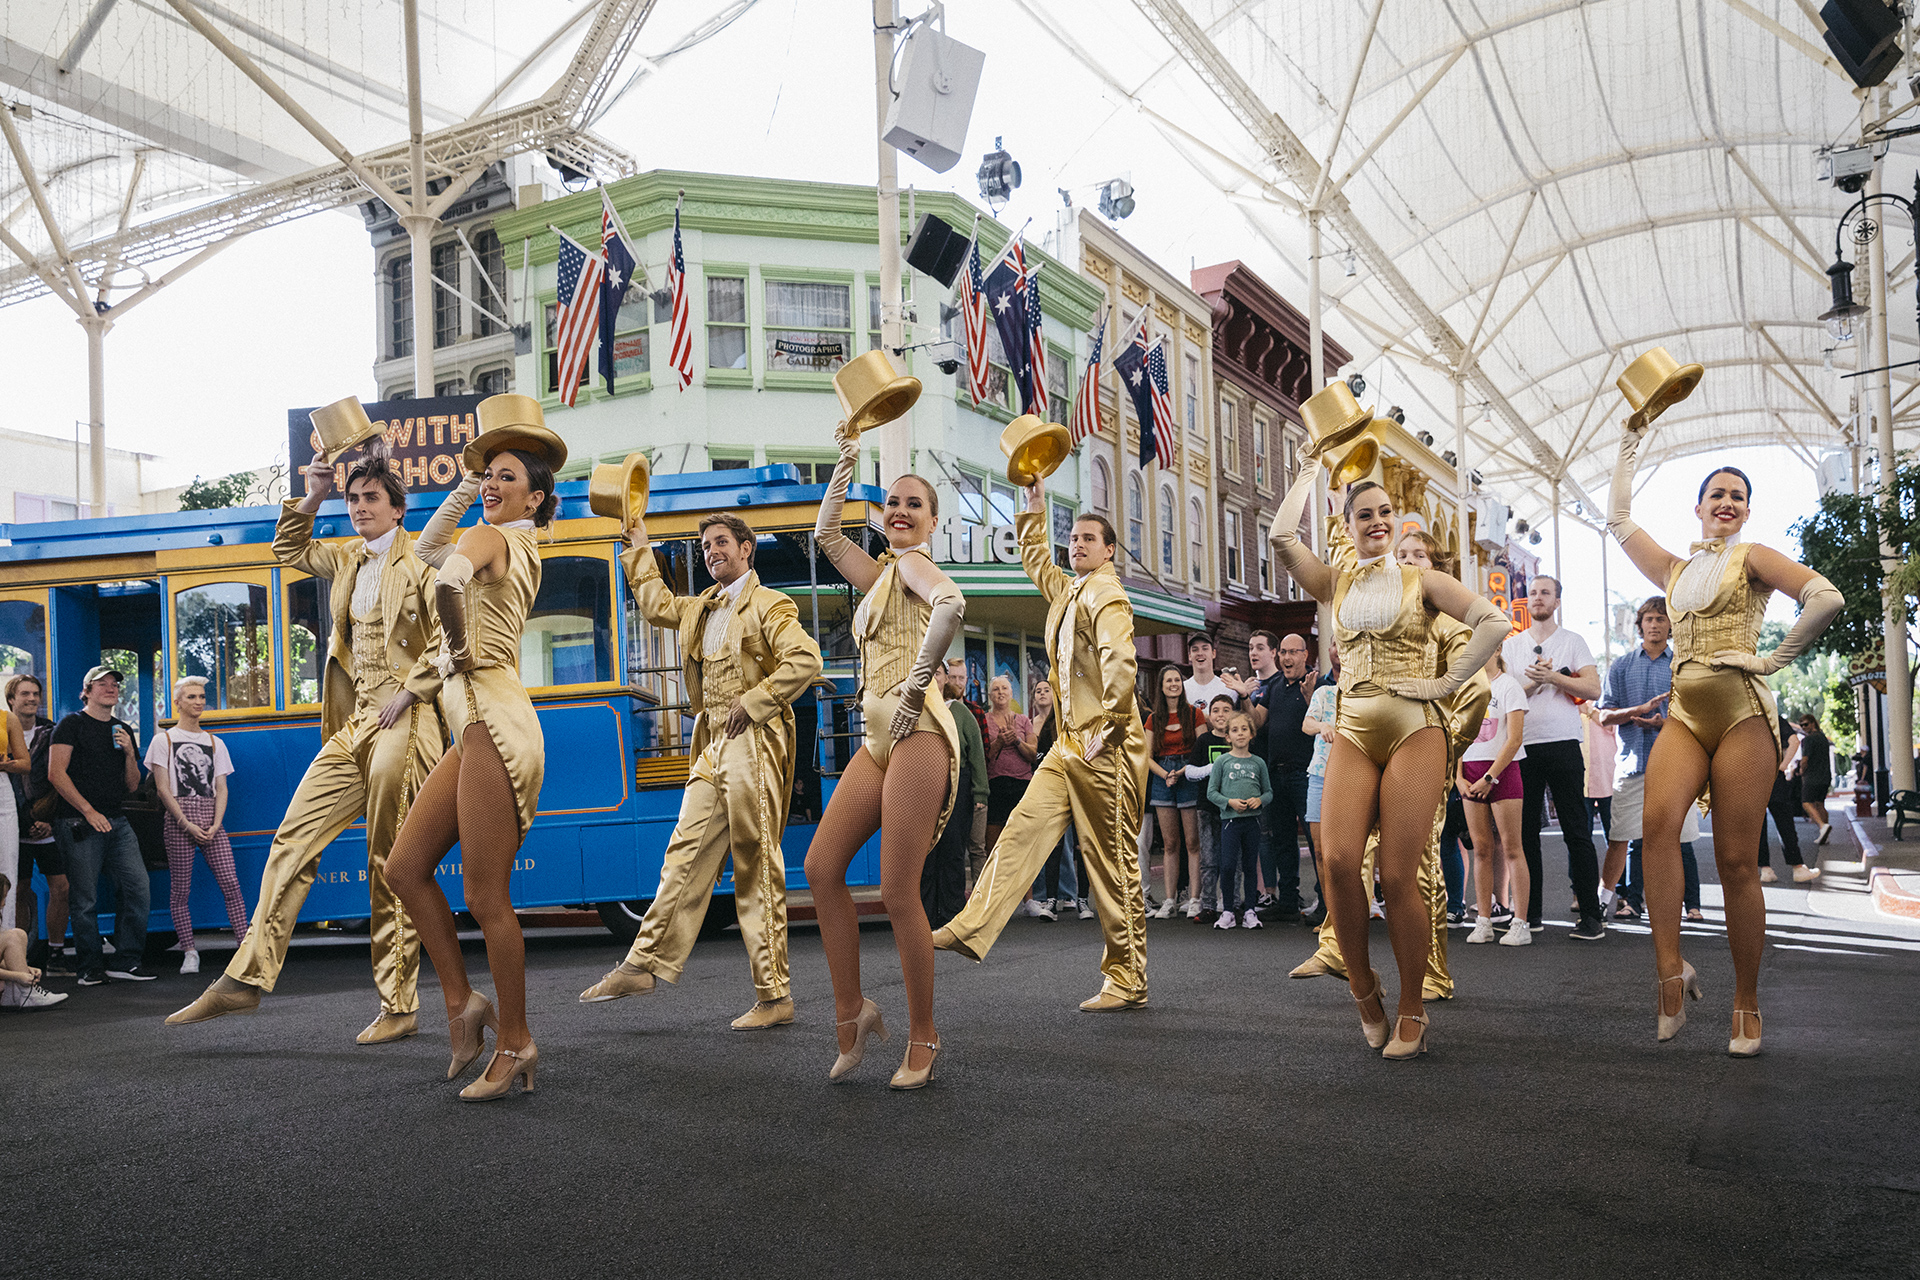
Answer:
[{"xmin": 172, "ymin": 676, "xmax": 209, "ymax": 703}]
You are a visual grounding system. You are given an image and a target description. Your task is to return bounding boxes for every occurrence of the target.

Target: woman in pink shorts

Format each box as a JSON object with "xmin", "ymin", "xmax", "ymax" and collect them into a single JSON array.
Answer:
[{"xmin": 1459, "ymin": 652, "xmax": 1530, "ymax": 947}]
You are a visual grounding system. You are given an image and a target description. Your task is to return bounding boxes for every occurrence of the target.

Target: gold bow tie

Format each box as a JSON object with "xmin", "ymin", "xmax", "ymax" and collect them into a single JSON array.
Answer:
[{"xmin": 1689, "ymin": 538, "xmax": 1727, "ymax": 555}]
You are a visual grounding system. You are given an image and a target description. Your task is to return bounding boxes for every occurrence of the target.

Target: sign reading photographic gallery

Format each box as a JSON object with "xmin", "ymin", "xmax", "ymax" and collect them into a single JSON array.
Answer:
[{"xmin": 288, "ymin": 394, "xmax": 483, "ymax": 497}]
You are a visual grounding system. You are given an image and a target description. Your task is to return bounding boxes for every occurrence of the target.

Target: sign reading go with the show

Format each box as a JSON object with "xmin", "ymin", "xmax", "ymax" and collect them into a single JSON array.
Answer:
[{"xmin": 288, "ymin": 394, "xmax": 484, "ymax": 498}]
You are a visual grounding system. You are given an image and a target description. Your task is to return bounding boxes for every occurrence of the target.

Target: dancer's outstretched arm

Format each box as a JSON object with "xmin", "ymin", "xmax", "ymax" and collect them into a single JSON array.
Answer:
[
  {"xmin": 1267, "ymin": 467, "xmax": 1335, "ymax": 603},
  {"xmin": 814, "ymin": 422, "xmax": 881, "ymax": 592},
  {"xmin": 1606, "ymin": 427, "xmax": 1683, "ymax": 588},
  {"xmin": 415, "ymin": 471, "xmax": 481, "ymax": 570}
]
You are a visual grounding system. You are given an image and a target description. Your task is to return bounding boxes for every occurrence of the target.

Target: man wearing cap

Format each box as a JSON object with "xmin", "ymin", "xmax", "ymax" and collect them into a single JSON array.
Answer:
[
  {"xmin": 579, "ymin": 511, "xmax": 824, "ymax": 1030},
  {"xmin": 934, "ymin": 484, "xmax": 1151, "ymax": 1012},
  {"xmin": 168, "ymin": 447, "xmax": 446, "ymax": 1040},
  {"xmin": 48, "ymin": 665, "xmax": 154, "ymax": 985}
]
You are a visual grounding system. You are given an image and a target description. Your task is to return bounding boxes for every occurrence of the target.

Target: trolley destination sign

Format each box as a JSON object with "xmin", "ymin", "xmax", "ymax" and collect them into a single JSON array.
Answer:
[{"xmin": 287, "ymin": 394, "xmax": 484, "ymax": 497}]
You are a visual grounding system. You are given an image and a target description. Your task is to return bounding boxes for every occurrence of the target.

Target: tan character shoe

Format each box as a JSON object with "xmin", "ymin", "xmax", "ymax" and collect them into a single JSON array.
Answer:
[
  {"xmin": 1079, "ymin": 989, "xmax": 1147, "ymax": 1012},
  {"xmin": 731, "ymin": 997, "xmax": 795, "ymax": 1030},
  {"xmin": 579, "ymin": 962, "xmax": 657, "ymax": 1003},
  {"xmin": 355, "ymin": 1010, "xmax": 419, "ymax": 1044},
  {"xmin": 1289, "ymin": 955, "xmax": 1337, "ymax": 978},
  {"xmin": 929, "ymin": 926, "xmax": 982, "ymax": 962},
  {"xmin": 164, "ymin": 978, "xmax": 262, "ymax": 1025}
]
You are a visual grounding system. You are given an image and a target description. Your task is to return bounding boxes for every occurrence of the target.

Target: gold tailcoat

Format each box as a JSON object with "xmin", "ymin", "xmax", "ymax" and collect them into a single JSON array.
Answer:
[
  {"xmin": 940, "ymin": 512, "xmax": 1150, "ymax": 1000},
  {"xmin": 617, "ymin": 548, "xmax": 823, "ymax": 1000},
  {"xmin": 227, "ymin": 503, "xmax": 447, "ymax": 1011}
]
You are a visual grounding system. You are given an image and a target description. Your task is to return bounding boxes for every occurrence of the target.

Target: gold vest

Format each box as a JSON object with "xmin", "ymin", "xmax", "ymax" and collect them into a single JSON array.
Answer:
[
  {"xmin": 857, "ymin": 553, "xmax": 932, "ymax": 696},
  {"xmin": 701, "ymin": 643, "xmax": 747, "ymax": 717},
  {"xmin": 1667, "ymin": 543, "xmax": 1768, "ymax": 666},
  {"xmin": 1331, "ymin": 558, "xmax": 1435, "ymax": 692},
  {"xmin": 351, "ymin": 607, "xmax": 398, "ymax": 706}
]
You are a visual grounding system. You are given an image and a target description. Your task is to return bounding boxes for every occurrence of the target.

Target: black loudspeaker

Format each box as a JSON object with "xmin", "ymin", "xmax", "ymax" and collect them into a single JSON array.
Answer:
[
  {"xmin": 1821, "ymin": 0, "xmax": 1904, "ymax": 90},
  {"xmin": 905, "ymin": 213, "xmax": 969, "ymax": 288}
]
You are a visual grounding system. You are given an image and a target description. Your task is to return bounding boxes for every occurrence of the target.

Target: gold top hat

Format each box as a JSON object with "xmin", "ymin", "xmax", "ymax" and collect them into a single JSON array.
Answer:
[
  {"xmin": 1000, "ymin": 416, "xmax": 1074, "ymax": 486},
  {"xmin": 1327, "ymin": 434, "xmax": 1381, "ymax": 489},
  {"xmin": 589, "ymin": 452, "xmax": 651, "ymax": 526},
  {"xmin": 1616, "ymin": 346, "xmax": 1703, "ymax": 433},
  {"xmin": 464, "ymin": 393, "xmax": 569, "ymax": 474},
  {"xmin": 309, "ymin": 396, "xmax": 384, "ymax": 465},
  {"xmin": 1299, "ymin": 381, "xmax": 1375, "ymax": 461},
  {"xmin": 833, "ymin": 349, "xmax": 922, "ymax": 434}
]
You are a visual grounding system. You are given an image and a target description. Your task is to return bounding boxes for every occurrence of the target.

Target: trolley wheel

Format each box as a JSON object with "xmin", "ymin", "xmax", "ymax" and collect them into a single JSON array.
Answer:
[{"xmin": 595, "ymin": 899, "xmax": 652, "ymax": 944}]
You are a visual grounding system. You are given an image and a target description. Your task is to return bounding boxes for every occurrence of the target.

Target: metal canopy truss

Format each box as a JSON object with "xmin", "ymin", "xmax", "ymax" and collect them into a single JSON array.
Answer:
[{"xmin": 1031, "ymin": 0, "xmax": 1902, "ymax": 523}]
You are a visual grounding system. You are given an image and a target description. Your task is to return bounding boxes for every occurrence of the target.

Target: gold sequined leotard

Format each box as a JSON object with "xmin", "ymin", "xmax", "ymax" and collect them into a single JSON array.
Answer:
[
  {"xmin": 1665, "ymin": 540, "xmax": 1777, "ymax": 759},
  {"xmin": 1331, "ymin": 551, "xmax": 1446, "ymax": 768},
  {"xmin": 852, "ymin": 548, "xmax": 961, "ymax": 832},
  {"xmin": 444, "ymin": 526, "xmax": 546, "ymax": 837}
]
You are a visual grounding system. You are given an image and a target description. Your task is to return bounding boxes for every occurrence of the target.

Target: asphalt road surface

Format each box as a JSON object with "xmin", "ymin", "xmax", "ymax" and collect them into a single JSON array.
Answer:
[{"xmin": 7, "ymin": 818, "xmax": 1914, "ymax": 1279}]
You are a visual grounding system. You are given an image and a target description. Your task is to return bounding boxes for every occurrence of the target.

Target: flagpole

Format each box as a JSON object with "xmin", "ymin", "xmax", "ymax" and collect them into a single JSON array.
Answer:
[{"xmin": 977, "ymin": 217, "xmax": 1034, "ymax": 281}]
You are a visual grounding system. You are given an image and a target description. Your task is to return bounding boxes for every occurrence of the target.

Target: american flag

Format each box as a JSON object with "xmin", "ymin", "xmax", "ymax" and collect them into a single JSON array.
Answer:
[
  {"xmin": 1068, "ymin": 306, "xmax": 1108, "ymax": 444},
  {"xmin": 665, "ymin": 196, "xmax": 693, "ymax": 390},
  {"xmin": 553, "ymin": 228, "xmax": 604, "ymax": 408},
  {"xmin": 1145, "ymin": 339, "xmax": 1174, "ymax": 467},
  {"xmin": 1113, "ymin": 315, "xmax": 1174, "ymax": 469},
  {"xmin": 958, "ymin": 235, "xmax": 991, "ymax": 404},
  {"xmin": 1023, "ymin": 263, "xmax": 1048, "ymax": 420},
  {"xmin": 598, "ymin": 187, "xmax": 638, "ymax": 396}
]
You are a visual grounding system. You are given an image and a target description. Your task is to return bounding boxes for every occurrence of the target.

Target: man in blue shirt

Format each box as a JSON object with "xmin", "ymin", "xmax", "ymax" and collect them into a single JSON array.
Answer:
[{"xmin": 1596, "ymin": 597, "xmax": 1701, "ymax": 919}]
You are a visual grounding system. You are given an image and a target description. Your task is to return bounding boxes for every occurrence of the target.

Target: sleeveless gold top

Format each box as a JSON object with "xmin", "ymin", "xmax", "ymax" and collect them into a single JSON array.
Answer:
[
  {"xmin": 1331, "ymin": 554, "xmax": 1437, "ymax": 693},
  {"xmin": 1666, "ymin": 541, "xmax": 1769, "ymax": 665},
  {"xmin": 852, "ymin": 548, "xmax": 961, "ymax": 829},
  {"xmin": 445, "ymin": 525, "xmax": 545, "ymax": 837}
]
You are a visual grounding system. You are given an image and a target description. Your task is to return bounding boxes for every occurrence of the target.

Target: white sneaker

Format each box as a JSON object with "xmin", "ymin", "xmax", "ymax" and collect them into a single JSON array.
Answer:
[
  {"xmin": 180, "ymin": 949, "xmax": 200, "ymax": 975},
  {"xmin": 1466, "ymin": 919, "xmax": 1496, "ymax": 944},
  {"xmin": 1793, "ymin": 864, "xmax": 1822, "ymax": 883},
  {"xmin": 1151, "ymin": 899, "xmax": 1175, "ymax": 920},
  {"xmin": 1214, "ymin": 910, "xmax": 1237, "ymax": 930},
  {"xmin": 100, "ymin": 939, "xmax": 115, "ymax": 956},
  {"xmin": 1241, "ymin": 908, "xmax": 1263, "ymax": 930},
  {"xmin": 16, "ymin": 985, "xmax": 69, "ymax": 1009},
  {"xmin": 1077, "ymin": 899, "xmax": 1095, "ymax": 920},
  {"xmin": 1759, "ymin": 867, "xmax": 1778, "ymax": 884},
  {"xmin": 1816, "ymin": 823, "xmax": 1832, "ymax": 845},
  {"xmin": 1368, "ymin": 899, "xmax": 1386, "ymax": 920},
  {"xmin": 1499, "ymin": 920, "xmax": 1533, "ymax": 947},
  {"xmin": 1183, "ymin": 898, "xmax": 1202, "ymax": 919}
]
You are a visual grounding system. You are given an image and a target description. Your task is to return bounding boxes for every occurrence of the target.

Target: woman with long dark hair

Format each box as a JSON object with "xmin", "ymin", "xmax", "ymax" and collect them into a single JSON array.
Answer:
[
  {"xmin": 1144, "ymin": 664, "xmax": 1201, "ymax": 918},
  {"xmin": 387, "ymin": 398, "xmax": 562, "ymax": 1100},
  {"xmin": 1608, "ymin": 431, "xmax": 1843, "ymax": 1055}
]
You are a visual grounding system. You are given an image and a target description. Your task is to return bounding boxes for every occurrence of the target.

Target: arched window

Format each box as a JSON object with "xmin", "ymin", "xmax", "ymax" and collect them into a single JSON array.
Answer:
[
  {"xmin": 1189, "ymin": 498, "xmax": 1205, "ymax": 584},
  {"xmin": 1126, "ymin": 473, "xmax": 1144, "ymax": 564},
  {"xmin": 1159, "ymin": 485, "xmax": 1175, "ymax": 577},
  {"xmin": 1091, "ymin": 456, "xmax": 1111, "ymax": 515}
]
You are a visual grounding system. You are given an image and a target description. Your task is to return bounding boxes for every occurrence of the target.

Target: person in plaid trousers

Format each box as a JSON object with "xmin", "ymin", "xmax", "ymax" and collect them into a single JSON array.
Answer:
[{"xmin": 145, "ymin": 677, "xmax": 247, "ymax": 975}]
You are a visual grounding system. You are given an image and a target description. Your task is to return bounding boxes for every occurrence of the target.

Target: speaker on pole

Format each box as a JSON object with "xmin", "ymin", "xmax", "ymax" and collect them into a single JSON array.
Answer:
[
  {"xmin": 904, "ymin": 213, "xmax": 969, "ymax": 288},
  {"xmin": 1821, "ymin": 0, "xmax": 1904, "ymax": 89}
]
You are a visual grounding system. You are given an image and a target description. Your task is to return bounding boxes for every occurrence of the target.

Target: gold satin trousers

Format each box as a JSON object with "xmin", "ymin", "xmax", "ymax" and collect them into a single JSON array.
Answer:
[
  {"xmin": 624, "ymin": 722, "xmax": 792, "ymax": 1001},
  {"xmin": 941, "ymin": 721, "xmax": 1150, "ymax": 1000},
  {"xmin": 227, "ymin": 700, "xmax": 441, "ymax": 1012},
  {"xmin": 1303, "ymin": 804, "xmax": 1452, "ymax": 999}
]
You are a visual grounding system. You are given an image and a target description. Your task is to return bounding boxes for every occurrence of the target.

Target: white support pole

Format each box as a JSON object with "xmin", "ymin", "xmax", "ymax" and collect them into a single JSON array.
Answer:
[
  {"xmin": 403, "ymin": 0, "xmax": 436, "ymax": 398},
  {"xmin": 1455, "ymin": 377, "xmax": 1473, "ymax": 591},
  {"xmin": 1308, "ymin": 211, "xmax": 1331, "ymax": 675},
  {"xmin": 1868, "ymin": 151, "xmax": 1914, "ymax": 800},
  {"xmin": 1551, "ymin": 478, "xmax": 1562, "ymax": 586},
  {"xmin": 874, "ymin": 0, "xmax": 906, "ymax": 487},
  {"xmin": 84, "ymin": 314, "xmax": 107, "ymax": 514},
  {"xmin": 1599, "ymin": 523, "xmax": 1611, "ymax": 665}
]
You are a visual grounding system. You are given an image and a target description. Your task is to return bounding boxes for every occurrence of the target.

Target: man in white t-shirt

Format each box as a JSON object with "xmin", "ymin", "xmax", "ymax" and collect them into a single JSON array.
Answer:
[
  {"xmin": 1500, "ymin": 574, "xmax": 1607, "ymax": 941},
  {"xmin": 1182, "ymin": 633, "xmax": 1235, "ymax": 712},
  {"xmin": 144, "ymin": 677, "xmax": 249, "ymax": 975}
]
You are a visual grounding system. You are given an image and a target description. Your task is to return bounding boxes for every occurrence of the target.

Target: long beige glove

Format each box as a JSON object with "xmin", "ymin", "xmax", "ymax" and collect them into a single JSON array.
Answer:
[
  {"xmin": 1712, "ymin": 575, "xmax": 1844, "ymax": 675},
  {"xmin": 1387, "ymin": 597, "xmax": 1510, "ymax": 702},
  {"xmin": 432, "ymin": 552, "xmax": 476, "ymax": 677},
  {"xmin": 1607, "ymin": 428, "xmax": 1643, "ymax": 547},
  {"xmin": 891, "ymin": 571, "xmax": 965, "ymax": 740},
  {"xmin": 814, "ymin": 423, "xmax": 861, "ymax": 573},
  {"xmin": 416, "ymin": 472, "xmax": 481, "ymax": 570},
  {"xmin": 1267, "ymin": 465, "xmax": 1321, "ymax": 580}
]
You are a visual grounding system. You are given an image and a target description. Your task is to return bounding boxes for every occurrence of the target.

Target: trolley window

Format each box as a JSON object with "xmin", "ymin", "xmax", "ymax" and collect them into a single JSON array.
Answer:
[
  {"xmin": 0, "ymin": 595, "xmax": 48, "ymax": 680},
  {"xmin": 174, "ymin": 581, "xmax": 274, "ymax": 710},
  {"xmin": 523, "ymin": 555, "xmax": 613, "ymax": 689},
  {"xmin": 284, "ymin": 574, "xmax": 329, "ymax": 707}
]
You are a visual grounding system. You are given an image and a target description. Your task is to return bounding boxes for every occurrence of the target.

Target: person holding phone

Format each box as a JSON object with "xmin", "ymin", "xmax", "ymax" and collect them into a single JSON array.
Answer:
[{"xmin": 48, "ymin": 665, "xmax": 154, "ymax": 986}]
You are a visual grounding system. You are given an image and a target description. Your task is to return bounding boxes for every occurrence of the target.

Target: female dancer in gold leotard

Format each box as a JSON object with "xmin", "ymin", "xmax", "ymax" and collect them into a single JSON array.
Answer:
[
  {"xmin": 1607, "ymin": 431, "xmax": 1842, "ymax": 1054},
  {"xmin": 806, "ymin": 420, "xmax": 964, "ymax": 1088},
  {"xmin": 388, "ymin": 402, "xmax": 562, "ymax": 1100},
  {"xmin": 1269, "ymin": 395, "xmax": 1508, "ymax": 1059}
]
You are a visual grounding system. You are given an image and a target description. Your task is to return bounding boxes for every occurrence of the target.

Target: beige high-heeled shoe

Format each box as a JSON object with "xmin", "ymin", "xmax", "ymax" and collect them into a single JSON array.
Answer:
[
  {"xmin": 458, "ymin": 1041, "xmax": 538, "ymax": 1102},
  {"xmin": 1655, "ymin": 961, "xmax": 1704, "ymax": 1042},
  {"xmin": 829, "ymin": 998, "xmax": 890, "ymax": 1081},
  {"xmin": 446, "ymin": 990, "xmax": 499, "ymax": 1079},
  {"xmin": 1382, "ymin": 1013, "xmax": 1429, "ymax": 1060},
  {"xmin": 1352, "ymin": 968, "xmax": 1389, "ymax": 1050},
  {"xmin": 889, "ymin": 1039, "xmax": 941, "ymax": 1090},
  {"xmin": 1728, "ymin": 1008, "xmax": 1763, "ymax": 1057}
]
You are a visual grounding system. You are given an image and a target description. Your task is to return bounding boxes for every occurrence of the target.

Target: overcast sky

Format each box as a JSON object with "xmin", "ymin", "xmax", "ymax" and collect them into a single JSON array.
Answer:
[{"xmin": 0, "ymin": 0, "xmax": 1818, "ymax": 635}]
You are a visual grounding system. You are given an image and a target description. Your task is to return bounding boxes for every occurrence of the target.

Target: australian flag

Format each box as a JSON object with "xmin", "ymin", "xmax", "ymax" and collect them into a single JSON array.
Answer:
[
  {"xmin": 984, "ymin": 240, "xmax": 1040, "ymax": 414},
  {"xmin": 1114, "ymin": 316, "xmax": 1173, "ymax": 469},
  {"xmin": 598, "ymin": 187, "xmax": 638, "ymax": 396}
]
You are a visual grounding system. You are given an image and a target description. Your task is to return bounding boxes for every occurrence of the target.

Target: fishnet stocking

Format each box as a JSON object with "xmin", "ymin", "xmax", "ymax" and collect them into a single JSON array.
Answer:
[{"xmin": 804, "ymin": 732, "xmax": 951, "ymax": 1063}]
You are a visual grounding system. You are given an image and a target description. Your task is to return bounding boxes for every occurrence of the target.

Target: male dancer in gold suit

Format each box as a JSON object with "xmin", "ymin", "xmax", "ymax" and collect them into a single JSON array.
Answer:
[
  {"xmin": 580, "ymin": 512, "xmax": 823, "ymax": 1028},
  {"xmin": 934, "ymin": 481, "xmax": 1150, "ymax": 1011},
  {"xmin": 167, "ymin": 452, "xmax": 445, "ymax": 1041}
]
